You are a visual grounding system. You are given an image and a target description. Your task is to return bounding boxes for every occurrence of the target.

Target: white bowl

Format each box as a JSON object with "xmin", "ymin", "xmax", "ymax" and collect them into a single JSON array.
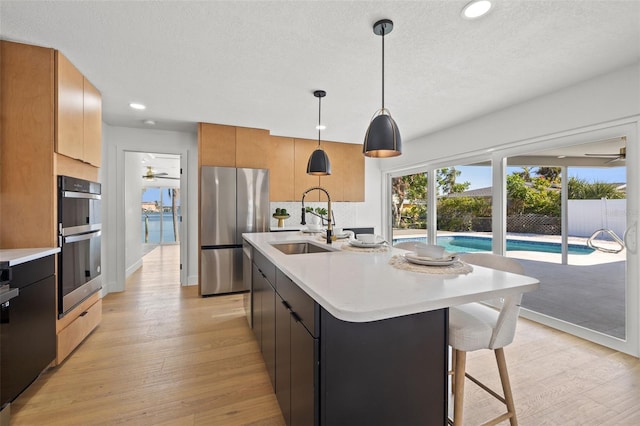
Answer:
[
  {"xmin": 332, "ymin": 227, "xmax": 343, "ymax": 236},
  {"xmin": 414, "ymin": 243, "xmax": 445, "ymax": 259},
  {"xmin": 356, "ymin": 233, "xmax": 377, "ymax": 244},
  {"xmin": 307, "ymin": 223, "xmax": 322, "ymax": 231}
]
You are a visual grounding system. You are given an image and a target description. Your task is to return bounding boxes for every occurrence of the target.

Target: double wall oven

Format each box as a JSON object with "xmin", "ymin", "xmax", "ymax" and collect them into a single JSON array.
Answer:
[{"xmin": 58, "ymin": 175, "xmax": 102, "ymax": 317}]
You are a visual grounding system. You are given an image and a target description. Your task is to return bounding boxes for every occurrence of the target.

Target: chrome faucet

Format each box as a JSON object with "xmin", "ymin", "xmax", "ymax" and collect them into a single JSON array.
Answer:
[{"xmin": 301, "ymin": 186, "xmax": 333, "ymax": 244}]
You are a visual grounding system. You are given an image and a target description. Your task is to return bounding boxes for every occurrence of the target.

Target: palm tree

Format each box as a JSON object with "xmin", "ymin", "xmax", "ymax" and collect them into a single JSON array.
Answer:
[{"xmin": 170, "ymin": 188, "xmax": 180, "ymax": 241}]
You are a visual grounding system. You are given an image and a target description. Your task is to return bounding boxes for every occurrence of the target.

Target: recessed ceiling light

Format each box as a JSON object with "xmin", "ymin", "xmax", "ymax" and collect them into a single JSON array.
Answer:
[
  {"xmin": 461, "ymin": 0, "xmax": 492, "ymax": 19},
  {"xmin": 143, "ymin": 119, "xmax": 156, "ymax": 125},
  {"xmin": 129, "ymin": 102, "xmax": 146, "ymax": 110},
  {"xmin": 315, "ymin": 125, "xmax": 326, "ymax": 130}
]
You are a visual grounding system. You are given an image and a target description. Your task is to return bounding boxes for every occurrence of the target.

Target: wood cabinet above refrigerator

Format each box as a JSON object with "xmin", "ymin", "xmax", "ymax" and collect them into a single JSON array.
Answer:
[{"xmin": 198, "ymin": 122, "xmax": 364, "ymax": 202}]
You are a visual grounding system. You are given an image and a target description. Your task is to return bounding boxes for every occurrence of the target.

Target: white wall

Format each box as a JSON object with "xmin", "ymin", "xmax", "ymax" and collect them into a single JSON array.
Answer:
[
  {"xmin": 124, "ymin": 152, "xmax": 143, "ymax": 276},
  {"xmin": 102, "ymin": 125, "xmax": 198, "ymax": 293}
]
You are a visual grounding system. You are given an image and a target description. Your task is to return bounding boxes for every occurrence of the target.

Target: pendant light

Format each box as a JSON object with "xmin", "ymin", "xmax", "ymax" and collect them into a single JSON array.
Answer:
[
  {"xmin": 307, "ymin": 90, "xmax": 331, "ymax": 175},
  {"xmin": 363, "ymin": 19, "xmax": 402, "ymax": 158}
]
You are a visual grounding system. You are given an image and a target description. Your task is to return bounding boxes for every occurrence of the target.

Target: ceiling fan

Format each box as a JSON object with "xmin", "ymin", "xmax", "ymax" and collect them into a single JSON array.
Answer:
[
  {"xmin": 584, "ymin": 146, "xmax": 626, "ymax": 163},
  {"xmin": 142, "ymin": 166, "xmax": 179, "ymax": 180}
]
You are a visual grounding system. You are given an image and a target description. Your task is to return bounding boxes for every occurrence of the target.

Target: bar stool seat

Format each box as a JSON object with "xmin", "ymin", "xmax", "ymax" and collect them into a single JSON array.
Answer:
[{"xmin": 449, "ymin": 253, "xmax": 525, "ymax": 426}]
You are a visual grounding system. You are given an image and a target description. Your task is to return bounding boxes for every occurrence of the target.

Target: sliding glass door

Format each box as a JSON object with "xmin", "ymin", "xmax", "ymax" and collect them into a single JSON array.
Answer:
[{"xmin": 385, "ymin": 123, "xmax": 637, "ymax": 355}]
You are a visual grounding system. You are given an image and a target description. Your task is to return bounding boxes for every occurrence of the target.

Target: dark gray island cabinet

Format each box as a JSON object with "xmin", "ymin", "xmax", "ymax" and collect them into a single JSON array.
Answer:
[{"xmin": 250, "ymin": 249, "xmax": 447, "ymax": 426}]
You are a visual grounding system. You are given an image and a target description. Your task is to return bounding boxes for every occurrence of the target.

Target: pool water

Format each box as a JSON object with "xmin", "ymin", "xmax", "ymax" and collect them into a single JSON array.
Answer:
[{"xmin": 393, "ymin": 235, "xmax": 595, "ymax": 255}]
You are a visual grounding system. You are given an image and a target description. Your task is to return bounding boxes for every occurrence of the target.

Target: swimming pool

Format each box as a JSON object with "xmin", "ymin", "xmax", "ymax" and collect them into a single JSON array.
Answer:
[{"xmin": 393, "ymin": 235, "xmax": 595, "ymax": 255}]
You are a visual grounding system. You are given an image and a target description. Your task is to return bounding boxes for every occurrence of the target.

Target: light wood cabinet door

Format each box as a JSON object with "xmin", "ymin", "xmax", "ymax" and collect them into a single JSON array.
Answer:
[
  {"xmin": 56, "ymin": 51, "xmax": 84, "ymax": 161},
  {"xmin": 318, "ymin": 142, "xmax": 364, "ymax": 202},
  {"xmin": 0, "ymin": 41, "xmax": 56, "ymax": 248},
  {"xmin": 342, "ymin": 143, "xmax": 365, "ymax": 201},
  {"xmin": 268, "ymin": 136, "xmax": 295, "ymax": 201},
  {"xmin": 83, "ymin": 77, "xmax": 102, "ymax": 167},
  {"xmin": 294, "ymin": 139, "xmax": 321, "ymax": 202},
  {"xmin": 319, "ymin": 141, "xmax": 344, "ymax": 202},
  {"xmin": 199, "ymin": 122, "xmax": 236, "ymax": 167},
  {"xmin": 236, "ymin": 127, "xmax": 270, "ymax": 169}
]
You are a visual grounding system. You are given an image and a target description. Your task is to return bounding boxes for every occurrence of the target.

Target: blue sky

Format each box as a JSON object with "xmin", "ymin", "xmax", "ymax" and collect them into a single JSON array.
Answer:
[
  {"xmin": 142, "ymin": 187, "xmax": 180, "ymax": 204},
  {"xmin": 457, "ymin": 165, "xmax": 626, "ymax": 190}
]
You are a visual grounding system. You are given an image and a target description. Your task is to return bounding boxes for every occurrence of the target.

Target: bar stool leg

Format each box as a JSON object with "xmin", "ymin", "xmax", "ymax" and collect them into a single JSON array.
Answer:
[
  {"xmin": 451, "ymin": 348, "xmax": 456, "ymax": 394},
  {"xmin": 495, "ymin": 348, "xmax": 517, "ymax": 426},
  {"xmin": 453, "ymin": 349, "xmax": 467, "ymax": 425}
]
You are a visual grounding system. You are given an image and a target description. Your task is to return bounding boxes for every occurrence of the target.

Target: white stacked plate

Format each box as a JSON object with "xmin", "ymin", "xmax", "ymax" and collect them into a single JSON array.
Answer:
[
  {"xmin": 403, "ymin": 252, "xmax": 458, "ymax": 266},
  {"xmin": 334, "ymin": 232, "xmax": 351, "ymax": 240},
  {"xmin": 349, "ymin": 240, "xmax": 385, "ymax": 248},
  {"xmin": 301, "ymin": 228, "xmax": 323, "ymax": 233}
]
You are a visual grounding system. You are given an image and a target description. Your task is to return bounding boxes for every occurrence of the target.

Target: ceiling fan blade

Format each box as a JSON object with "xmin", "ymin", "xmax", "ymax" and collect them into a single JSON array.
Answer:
[
  {"xmin": 605, "ymin": 157, "xmax": 624, "ymax": 164},
  {"xmin": 584, "ymin": 153, "xmax": 620, "ymax": 157}
]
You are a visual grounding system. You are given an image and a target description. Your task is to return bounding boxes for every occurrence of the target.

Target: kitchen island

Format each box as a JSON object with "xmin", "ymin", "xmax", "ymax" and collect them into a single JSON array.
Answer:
[{"xmin": 243, "ymin": 231, "xmax": 539, "ymax": 425}]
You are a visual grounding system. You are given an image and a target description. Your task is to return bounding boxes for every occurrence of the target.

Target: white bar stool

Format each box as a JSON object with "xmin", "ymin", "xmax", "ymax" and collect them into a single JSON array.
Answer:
[{"xmin": 448, "ymin": 253, "xmax": 525, "ymax": 426}]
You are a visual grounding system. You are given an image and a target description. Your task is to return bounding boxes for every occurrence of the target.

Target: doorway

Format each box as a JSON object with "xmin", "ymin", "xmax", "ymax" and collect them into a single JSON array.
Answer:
[{"xmin": 124, "ymin": 151, "xmax": 183, "ymax": 281}]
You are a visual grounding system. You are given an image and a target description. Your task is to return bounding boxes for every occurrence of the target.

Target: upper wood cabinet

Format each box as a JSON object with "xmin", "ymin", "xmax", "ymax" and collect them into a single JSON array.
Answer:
[
  {"xmin": 0, "ymin": 41, "xmax": 57, "ymax": 248},
  {"xmin": 268, "ymin": 136, "xmax": 295, "ymax": 201},
  {"xmin": 56, "ymin": 53, "xmax": 84, "ymax": 161},
  {"xmin": 83, "ymin": 77, "xmax": 102, "ymax": 167},
  {"xmin": 1, "ymin": 41, "xmax": 100, "ymax": 248},
  {"xmin": 294, "ymin": 139, "xmax": 321, "ymax": 202},
  {"xmin": 198, "ymin": 122, "xmax": 236, "ymax": 167},
  {"xmin": 322, "ymin": 142, "xmax": 365, "ymax": 202},
  {"xmin": 55, "ymin": 51, "xmax": 102, "ymax": 167},
  {"xmin": 197, "ymin": 122, "xmax": 365, "ymax": 202},
  {"xmin": 236, "ymin": 127, "xmax": 270, "ymax": 169}
]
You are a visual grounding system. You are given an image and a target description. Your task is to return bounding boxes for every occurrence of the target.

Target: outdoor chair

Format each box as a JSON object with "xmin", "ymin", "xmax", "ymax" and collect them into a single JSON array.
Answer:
[{"xmin": 449, "ymin": 253, "xmax": 525, "ymax": 426}]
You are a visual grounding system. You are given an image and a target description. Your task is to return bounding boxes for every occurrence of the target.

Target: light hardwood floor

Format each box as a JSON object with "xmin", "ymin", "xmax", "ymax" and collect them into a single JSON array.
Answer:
[{"xmin": 10, "ymin": 245, "xmax": 640, "ymax": 425}]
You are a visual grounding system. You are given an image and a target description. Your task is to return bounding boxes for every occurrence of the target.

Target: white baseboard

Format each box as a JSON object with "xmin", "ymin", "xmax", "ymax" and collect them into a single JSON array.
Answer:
[
  {"xmin": 186, "ymin": 274, "xmax": 198, "ymax": 286},
  {"xmin": 126, "ymin": 258, "xmax": 143, "ymax": 278}
]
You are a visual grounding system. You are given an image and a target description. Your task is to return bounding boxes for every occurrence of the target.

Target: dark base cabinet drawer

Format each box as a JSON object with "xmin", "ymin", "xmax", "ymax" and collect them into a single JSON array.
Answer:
[
  {"xmin": 6, "ymin": 255, "xmax": 55, "ymax": 289},
  {"xmin": 1, "ymin": 274, "xmax": 56, "ymax": 404},
  {"xmin": 253, "ymin": 249, "xmax": 276, "ymax": 285},
  {"xmin": 276, "ymin": 270, "xmax": 318, "ymax": 337}
]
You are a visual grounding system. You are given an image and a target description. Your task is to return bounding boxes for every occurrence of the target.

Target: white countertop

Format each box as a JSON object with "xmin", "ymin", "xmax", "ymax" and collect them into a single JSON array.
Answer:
[
  {"xmin": 0, "ymin": 247, "xmax": 60, "ymax": 267},
  {"xmin": 270, "ymin": 225, "xmax": 305, "ymax": 232},
  {"xmin": 243, "ymin": 231, "xmax": 539, "ymax": 323}
]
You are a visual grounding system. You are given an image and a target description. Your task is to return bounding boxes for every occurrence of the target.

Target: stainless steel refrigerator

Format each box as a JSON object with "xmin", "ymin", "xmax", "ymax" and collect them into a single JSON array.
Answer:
[{"xmin": 200, "ymin": 166, "xmax": 269, "ymax": 296}]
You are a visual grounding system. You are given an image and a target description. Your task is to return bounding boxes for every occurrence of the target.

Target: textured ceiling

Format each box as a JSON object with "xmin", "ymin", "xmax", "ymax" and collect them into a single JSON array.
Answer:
[{"xmin": 1, "ymin": 1, "xmax": 639, "ymax": 145}]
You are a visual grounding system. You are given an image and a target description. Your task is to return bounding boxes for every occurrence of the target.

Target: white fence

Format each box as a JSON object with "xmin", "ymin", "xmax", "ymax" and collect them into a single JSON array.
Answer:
[{"xmin": 568, "ymin": 199, "xmax": 626, "ymax": 239}]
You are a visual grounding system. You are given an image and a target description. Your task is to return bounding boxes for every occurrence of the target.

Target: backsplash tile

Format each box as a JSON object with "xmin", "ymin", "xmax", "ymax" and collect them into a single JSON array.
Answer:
[{"xmin": 270, "ymin": 202, "xmax": 358, "ymax": 229}]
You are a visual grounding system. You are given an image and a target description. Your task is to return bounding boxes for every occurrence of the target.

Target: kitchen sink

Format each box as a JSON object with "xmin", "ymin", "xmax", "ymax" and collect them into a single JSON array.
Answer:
[{"xmin": 271, "ymin": 242, "xmax": 335, "ymax": 255}]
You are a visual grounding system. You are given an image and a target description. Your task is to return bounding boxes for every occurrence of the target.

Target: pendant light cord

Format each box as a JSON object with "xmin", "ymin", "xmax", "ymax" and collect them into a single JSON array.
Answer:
[
  {"xmin": 381, "ymin": 27, "xmax": 385, "ymax": 111},
  {"xmin": 317, "ymin": 95, "xmax": 322, "ymax": 147}
]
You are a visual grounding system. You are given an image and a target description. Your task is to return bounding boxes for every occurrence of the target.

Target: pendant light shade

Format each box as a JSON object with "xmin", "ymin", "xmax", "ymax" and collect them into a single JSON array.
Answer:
[
  {"xmin": 307, "ymin": 148, "xmax": 331, "ymax": 176},
  {"xmin": 363, "ymin": 19, "xmax": 402, "ymax": 158},
  {"xmin": 307, "ymin": 90, "xmax": 331, "ymax": 175}
]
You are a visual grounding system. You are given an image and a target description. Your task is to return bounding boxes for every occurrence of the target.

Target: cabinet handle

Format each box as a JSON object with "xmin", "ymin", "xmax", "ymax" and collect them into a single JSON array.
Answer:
[
  {"xmin": 290, "ymin": 311, "xmax": 302, "ymax": 323},
  {"xmin": 281, "ymin": 300, "xmax": 291, "ymax": 310},
  {"xmin": 79, "ymin": 311, "xmax": 89, "ymax": 317}
]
